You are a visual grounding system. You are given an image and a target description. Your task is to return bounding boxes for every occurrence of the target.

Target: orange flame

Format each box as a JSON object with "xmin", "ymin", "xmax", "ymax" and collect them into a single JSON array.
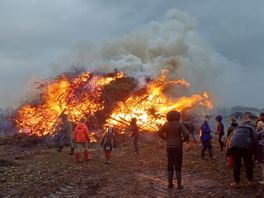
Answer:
[
  {"xmin": 14, "ymin": 72, "xmax": 124, "ymax": 136},
  {"xmin": 14, "ymin": 70, "xmax": 213, "ymax": 138},
  {"xmin": 106, "ymin": 72, "xmax": 213, "ymax": 131}
]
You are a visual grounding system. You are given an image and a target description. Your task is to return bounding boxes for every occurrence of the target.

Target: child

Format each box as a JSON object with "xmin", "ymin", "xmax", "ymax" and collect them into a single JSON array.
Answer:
[
  {"xmin": 158, "ymin": 111, "xmax": 189, "ymax": 189},
  {"xmin": 215, "ymin": 115, "xmax": 225, "ymax": 152},
  {"xmin": 101, "ymin": 126, "xmax": 117, "ymax": 164},
  {"xmin": 200, "ymin": 115, "xmax": 213, "ymax": 159},
  {"xmin": 74, "ymin": 118, "xmax": 90, "ymax": 163}
]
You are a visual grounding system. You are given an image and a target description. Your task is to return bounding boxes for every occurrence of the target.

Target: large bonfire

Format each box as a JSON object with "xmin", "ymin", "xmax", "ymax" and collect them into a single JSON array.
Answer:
[{"xmin": 13, "ymin": 68, "xmax": 213, "ymax": 138}]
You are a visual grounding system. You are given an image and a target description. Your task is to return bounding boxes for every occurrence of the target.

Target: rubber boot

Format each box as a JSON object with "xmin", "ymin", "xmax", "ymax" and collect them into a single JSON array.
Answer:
[
  {"xmin": 74, "ymin": 152, "xmax": 81, "ymax": 163},
  {"xmin": 167, "ymin": 171, "xmax": 174, "ymax": 188},
  {"xmin": 70, "ymin": 147, "xmax": 75, "ymax": 155},
  {"xmin": 84, "ymin": 150, "xmax": 90, "ymax": 161},
  {"xmin": 176, "ymin": 172, "xmax": 183, "ymax": 190}
]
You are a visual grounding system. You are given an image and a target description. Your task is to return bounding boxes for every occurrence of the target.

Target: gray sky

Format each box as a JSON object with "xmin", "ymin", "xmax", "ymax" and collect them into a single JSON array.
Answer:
[{"xmin": 0, "ymin": 0, "xmax": 263, "ymax": 109}]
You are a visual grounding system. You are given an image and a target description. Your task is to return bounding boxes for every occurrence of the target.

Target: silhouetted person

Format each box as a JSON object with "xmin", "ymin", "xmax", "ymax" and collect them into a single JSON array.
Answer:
[
  {"xmin": 226, "ymin": 116, "xmax": 239, "ymax": 167},
  {"xmin": 226, "ymin": 113, "xmax": 257, "ymax": 188},
  {"xmin": 200, "ymin": 115, "xmax": 213, "ymax": 159},
  {"xmin": 101, "ymin": 126, "xmax": 117, "ymax": 164},
  {"xmin": 130, "ymin": 118, "xmax": 140, "ymax": 154},
  {"xmin": 74, "ymin": 118, "xmax": 90, "ymax": 163},
  {"xmin": 158, "ymin": 111, "xmax": 189, "ymax": 189},
  {"xmin": 57, "ymin": 114, "xmax": 74, "ymax": 155},
  {"xmin": 215, "ymin": 115, "xmax": 225, "ymax": 152}
]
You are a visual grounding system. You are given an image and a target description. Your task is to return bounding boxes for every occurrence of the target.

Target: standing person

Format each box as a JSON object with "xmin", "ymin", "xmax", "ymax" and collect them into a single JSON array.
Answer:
[
  {"xmin": 227, "ymin": 116, "xmax": 239, "ymax": 139},
  {"xmin": 74, "ymin": 118, "xmax": 90, "ymax": 163},
  {"xmin": 184, "ymin": 122, "xmax": 197, "ymax": 144},
  {"xmin": 226, "ymin": 116, "xmax": 239, "ymax": 167},
  {"xmin": 256, "ymin": 112, "xmax": 264, "ymax": 184},
  {"xmin": 101, "ymin": 126, "xmax": 117, "ymax": 164},
  {"xmin": 57, "ymin": 114, "xmax": 75, "ymax": 155},
  {"xmin": 215, "ymin": 115, "xmax": 225, "ymax": 152},
  {"xmin": 158, "ymin": 111, "xmax": 189, "ymax": 189},
  {"xmin": 130, "ymin": 118, "xmax": 140, "ymax": 154},
  {"xmin": 200, "ymin": 115, "xmax": 213, "ymax": 159},
  {"xmin": 226, "ymin": 113, "xmax": 257, "ymax": 188}
]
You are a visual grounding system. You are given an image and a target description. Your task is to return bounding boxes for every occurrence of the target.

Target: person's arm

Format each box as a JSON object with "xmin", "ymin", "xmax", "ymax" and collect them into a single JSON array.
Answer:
[
  {"xmin": 181, "ymin": 123, "xmax": 189, "ymax": 142},
  {"xmin": 158, "ymin": 124, "xmax": 167, "ymax": 140}
]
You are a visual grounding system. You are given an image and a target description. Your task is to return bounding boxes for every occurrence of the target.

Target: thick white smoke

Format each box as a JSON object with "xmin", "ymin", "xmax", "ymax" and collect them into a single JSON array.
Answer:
[{"xmin": 60, "ymin": 9, "xmax": 238, "ymax": 106}]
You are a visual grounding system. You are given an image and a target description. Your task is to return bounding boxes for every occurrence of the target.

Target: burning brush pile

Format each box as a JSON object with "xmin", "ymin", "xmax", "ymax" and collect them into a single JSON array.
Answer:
[{"xmin": 13, "ymin": 68, "xmax": 213, "ymax": 141}]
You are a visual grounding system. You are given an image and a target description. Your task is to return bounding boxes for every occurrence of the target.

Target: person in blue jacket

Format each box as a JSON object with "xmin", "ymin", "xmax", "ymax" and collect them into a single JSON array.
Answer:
[{"xmin": 200, "ymin": 115, "xmax": 213, "ymax": 159}]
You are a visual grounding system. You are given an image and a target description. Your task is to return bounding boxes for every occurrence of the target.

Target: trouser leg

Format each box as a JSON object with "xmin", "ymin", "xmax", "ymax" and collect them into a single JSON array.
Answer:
[
  {"xmin": 74, "ymin": 143, "xmax": 81, "ymax": 163},
  {"xmin": 243, "ymin": 150, "xmax": 253, "ymax": 181},
  {"xmin": 65, "ymin": 136, "xmax": 75, "ymax": 155},
  {"xmin": 167, "ymin": 148, "xmax": 174, "ymax": 187},
  {"xmin": 58, "ymin": 135, "xmax": 65, "ymax": 152},
  {"xmin": 218, "ymin": 136, "xmax": 224, "ymax": 151},
  {"xmin": 261, "ymin": 163, "xmax": 264, "ymax": 181},
  {"xmin": 232, "ymin": 148, "xmax": 242, "ymax": 183},
  {"xmin": 167, "ymin": 148, "xmax": 174, "ymax": 173},
  {"xmin": 134, "ymin": 138, "xmax": 139, "ymax": 154},
  {"xmin": 174, "ymin": 148, "xmax": 183, "ymax": 189}
]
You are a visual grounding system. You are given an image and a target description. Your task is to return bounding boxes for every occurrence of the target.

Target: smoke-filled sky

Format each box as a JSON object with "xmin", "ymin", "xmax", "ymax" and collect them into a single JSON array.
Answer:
[{"xmin": 0, "ymin": 0, "xmax": 263, "ymax": 109}]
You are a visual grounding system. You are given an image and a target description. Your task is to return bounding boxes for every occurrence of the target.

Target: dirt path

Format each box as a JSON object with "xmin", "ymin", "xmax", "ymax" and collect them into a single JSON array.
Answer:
[{"xmin": 1, "ymin": 137, "xmax": 264, "ymax": 197}]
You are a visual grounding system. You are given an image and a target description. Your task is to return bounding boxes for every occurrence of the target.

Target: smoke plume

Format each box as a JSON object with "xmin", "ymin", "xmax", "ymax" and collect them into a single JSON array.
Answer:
[{"xmin": 59, "ymin": 9, "xmax": 237, "ymax": 106}]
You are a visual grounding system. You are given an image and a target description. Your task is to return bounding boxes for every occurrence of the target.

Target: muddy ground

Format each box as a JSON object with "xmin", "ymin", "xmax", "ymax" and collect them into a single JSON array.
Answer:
[{"xmin": 0, "ymin": 135, "xmax": 264, "ymax": 198}]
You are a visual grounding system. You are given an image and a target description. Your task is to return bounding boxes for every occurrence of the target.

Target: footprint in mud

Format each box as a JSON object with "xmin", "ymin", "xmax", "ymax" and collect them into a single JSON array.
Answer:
[
  {"xmin": 137, "ymin": 169, "xmax": 225, "ymax": 197},
  {"xmin": 138, "ymin": 169, "xmax": 192, "ymax": 197},
  {"xmin": 45, "ymin": 181, "xmax": 99, "ymax": 198}
]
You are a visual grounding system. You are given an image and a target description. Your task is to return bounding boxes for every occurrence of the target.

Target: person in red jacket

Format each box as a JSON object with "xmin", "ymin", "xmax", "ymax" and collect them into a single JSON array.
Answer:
[{"xmin": 74, "ymin": 118, "xmax": 90, "ymax": 163}]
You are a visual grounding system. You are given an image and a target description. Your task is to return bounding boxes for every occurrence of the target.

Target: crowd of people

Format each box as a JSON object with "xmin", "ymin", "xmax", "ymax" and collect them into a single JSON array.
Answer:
[
  {"xmin": 56, "ymin": 110, "xmax": 264, "ymax": 190},
  {"xmin": 57, "ymin": 113, "xmax": 139, "ymax": 164}
]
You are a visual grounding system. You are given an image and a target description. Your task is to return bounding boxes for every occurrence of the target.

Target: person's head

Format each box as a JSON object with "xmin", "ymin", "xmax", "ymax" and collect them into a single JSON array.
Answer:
[
  {"xmin": 242, "ymin": 113, "xmax": 251, "ymax": 123},
  {"xmin": 204, "ymin": 115, "xmax": 210, "ymax": 122},
  {"xmin": 229, "ymin": 116, "xmax": 237, "ymax": 124},
  {"xmin": 108, "ymin": 126, "xmax": 114, "ymax": 134},
  {"xmin": 215, "ymin": 115, "xmax": 222, "ymax": 123},
  {"xmin": 166, "ymin": 111, "xmax": 180, "ymax": 122},
  {"xmin": 131, "ymin": 117, "xmax": 137, "ymax": 124},
  {"xmin": 259, "ymin": 112, "xmax": 264, "ymax": 121},
  {"xmin": 80, "ymin": 118, "xmax": 86, "ymax": 123},
  {"xmin": 61, "ymin": 113, "xmax": 68, "ymax": 122}
]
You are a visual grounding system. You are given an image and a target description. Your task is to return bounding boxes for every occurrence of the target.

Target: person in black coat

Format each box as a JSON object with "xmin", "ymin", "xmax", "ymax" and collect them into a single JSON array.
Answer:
[
  {"xmin": 226, "ymin": 113, "xmax": 257, "ymax": 188},
  {"xmin": 158, "ymin": 111, "xmax": 189, "ymax": 189}
]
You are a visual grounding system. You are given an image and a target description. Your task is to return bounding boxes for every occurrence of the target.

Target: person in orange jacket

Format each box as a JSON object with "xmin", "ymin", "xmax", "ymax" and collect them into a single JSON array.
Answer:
[{"xmin": 74, "ymin": 118, "xmax": 90, "ymax": 163}]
